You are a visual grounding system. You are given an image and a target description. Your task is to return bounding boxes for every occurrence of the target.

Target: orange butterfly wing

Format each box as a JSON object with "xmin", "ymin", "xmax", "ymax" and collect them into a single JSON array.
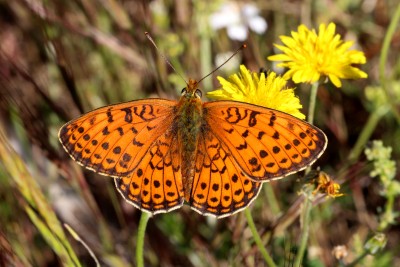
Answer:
[
  {"xmin": 59, "ymin": 99, "xmax": 176, "ymax": 177},
  {"xmin": 59, "ymin": 99, "xmax": 185, "ymax": 213},
  {"xmin": 203, "ymin": 101, "xmax": 327, "ymax": 181},
  {"xmin": 190, "ymin": 129, "xmax": 262, "ymax": 217},
  {"xmin": 188, "ymin": 101, "xmax": 327, "ymax": 217},
  {"xmin": 115, "ymin": 128, "xmax": 184, "ymax": 213}
]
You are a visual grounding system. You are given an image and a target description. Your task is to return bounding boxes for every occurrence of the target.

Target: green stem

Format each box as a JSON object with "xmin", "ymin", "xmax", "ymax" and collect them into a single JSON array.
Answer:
[
  {"xmin": 346, "ymin": 251, "xmax": 369, "ymax": 267},
  {"xmin": 293, "ymin": 82, "xmax": 319, "ymax": 266},
  {"xmin": 264, "ymin": 183, "xmax": 281, "ymax": 215},
  {"xmin": 136, "ymin": 212, "xmax": 150, "ymax": 267},
  {"xmin": 379, "ymin": 3, "xmax": 400, "ymax": 123},
  {"xmin": 196, "ymin": 1, "xmax": 212, "ymax": 92},
  {"xmin": 107, "ymin": 181, "xmax": 127, "ymax": 229},
  {"xmin": 347, "ymin": 107, "xmax": 389, "ymax": 162},
  {"xmin": 244, "ymin": 209, "xmax": 277, "ymax": 267},
  {"xmin": 293, "ymin": 194, "xmax": 312, "ymax": 267},
  {"xmin": 200, "ymin": 35, "xmax": 212, "ymax": 91},
  {"xmin": 307, "ymin": 82, "xmax": 319, "ymax": 124},
  {"xmin": 379, "ymin": 193, "xmax": 395, "ymax": 231}
]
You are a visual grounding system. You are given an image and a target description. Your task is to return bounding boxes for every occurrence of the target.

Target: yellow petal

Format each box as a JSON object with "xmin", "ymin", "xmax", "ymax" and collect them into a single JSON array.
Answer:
[
  {"xmin": 268, "ymin": 22, "xmax": 368, "ymax": 88},
  {"xmin": 207, "ymin": 65, "xmax": 305, "ymax": 119},
  {"xmin": 329, "ymin": 74, "xmax": 342, "ymax": 88}
]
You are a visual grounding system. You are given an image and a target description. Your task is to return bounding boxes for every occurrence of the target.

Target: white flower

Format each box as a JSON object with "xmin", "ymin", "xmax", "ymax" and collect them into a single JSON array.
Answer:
[{"xmin": 209, "ymin": 2, "xmax": 267, "ymax": 41}]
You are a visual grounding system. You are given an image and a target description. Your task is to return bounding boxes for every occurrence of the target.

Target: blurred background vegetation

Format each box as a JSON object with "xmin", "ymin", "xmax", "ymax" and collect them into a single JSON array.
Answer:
[{"xmin": 0, "ymin": 0, "xmax": 399, "ymax": 266}]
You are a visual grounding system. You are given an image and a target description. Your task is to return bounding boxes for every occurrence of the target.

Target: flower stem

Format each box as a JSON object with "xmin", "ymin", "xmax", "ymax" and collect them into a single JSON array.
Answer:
[
  {"xmin": 293, "ymin": 193, "xmax": 312, "ymax": 267},
  {"xmin": 136, "ymin": 212, "xmax": 150, "ymax": 267},
  {"xmin": 346, "ymin": 251, "xmax": 369, "ymax": 267},
  {"xmin": 293, "ymin": 81, "xmax": 319, "ymax": 266},
  {"xmin": 196, "ymin": 1, "xmax": 213, "ymax": 92},
  {"xmin": 347, "ymin": 107, "xmax": 389, "ymax": 162},
  {"xmin": 307, "ymin": 82, "xmax": 319, "ymax": 124},
  {"xmin": 244, "ymin": 209, "xmax": 277, "ymax": 267},
  {"xmin": 379, "ymin": 3, "xmax": 400, "ymax": 123},
  {"xmin": 264, "ymin": 183, "xmax": 281, "ymax": 214},
  {"xmin": 379, "ymin": 194, "xmax": 395, "ymax": 231}
]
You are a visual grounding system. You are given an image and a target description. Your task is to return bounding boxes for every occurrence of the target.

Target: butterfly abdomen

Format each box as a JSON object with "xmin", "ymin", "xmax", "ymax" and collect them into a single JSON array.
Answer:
[{"xmin": 176, "ymin": 94, "xmax": 203, "ymax": 200}]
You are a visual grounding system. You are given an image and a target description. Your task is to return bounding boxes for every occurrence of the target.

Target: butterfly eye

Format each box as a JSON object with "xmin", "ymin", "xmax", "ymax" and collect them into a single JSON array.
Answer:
[
  {"xmin": 181, "ymin": 88, "xmax": 187, "ymax": 95},
  {"xmin": 195, "ymin": 89, "xmax": 202, "ymax": 98}
]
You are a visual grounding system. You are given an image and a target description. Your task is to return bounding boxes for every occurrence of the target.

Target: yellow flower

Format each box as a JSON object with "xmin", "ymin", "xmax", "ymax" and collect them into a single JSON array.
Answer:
[
  {"xmin": 268, "ymin": 23, "xmax": 368, "ymax": 88},
  {"xmin": 207, "ymin": 65, "xmax": 305, "ymax": 119}
]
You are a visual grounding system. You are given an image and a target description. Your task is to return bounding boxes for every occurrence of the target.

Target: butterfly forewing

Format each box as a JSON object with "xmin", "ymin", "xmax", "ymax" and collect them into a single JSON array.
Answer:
[
  {"xmin": 59, "ymin": 99, "xmax": 177, "ymax": 177},
  {"xmin": 203, "ymin": 101, "xmax": 327, "ymax": 181}
]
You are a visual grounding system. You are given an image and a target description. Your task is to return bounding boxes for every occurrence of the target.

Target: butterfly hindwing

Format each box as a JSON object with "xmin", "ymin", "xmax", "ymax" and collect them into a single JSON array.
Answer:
[
  {"xmin": 189, "ymin": 129, "xmax": 262, "ymax": 217},
  {"xmin": 203, "ymin": 101, "xmax": 327, "ymax": 181},
  {"xmin": 115, "ymin": 128, "xmax": 184, "ymax": 214},
  {"xmin": 59, "ymin": 99, "xmax": 177, "ymax": 177}
]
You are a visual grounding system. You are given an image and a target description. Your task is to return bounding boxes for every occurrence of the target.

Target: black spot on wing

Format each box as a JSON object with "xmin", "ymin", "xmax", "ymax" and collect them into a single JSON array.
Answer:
[{"xmin": 121, "ymin": 107, "xmax": 133, "ymax": 123}]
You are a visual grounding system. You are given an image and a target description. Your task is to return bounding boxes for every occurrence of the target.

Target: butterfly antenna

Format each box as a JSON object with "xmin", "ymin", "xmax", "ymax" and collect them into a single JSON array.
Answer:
[
  {"xmin": 197, "ymin": 44, "xmax": 247, "ymax": 84},
  {"xmin": 145, "ymin": 32, "xmax": 188, "ymax": 85}
]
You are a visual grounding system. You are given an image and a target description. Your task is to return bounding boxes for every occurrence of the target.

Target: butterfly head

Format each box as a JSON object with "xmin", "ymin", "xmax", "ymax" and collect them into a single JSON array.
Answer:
[{"xmin": 181, "ymin": 79, "xmax": 202, "ymax": 101}]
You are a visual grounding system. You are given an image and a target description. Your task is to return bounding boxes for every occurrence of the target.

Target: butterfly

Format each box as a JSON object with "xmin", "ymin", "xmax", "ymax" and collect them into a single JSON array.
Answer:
[{"xmin": 59, "ymin": 78, "xmax": 327, "ymax": 218}]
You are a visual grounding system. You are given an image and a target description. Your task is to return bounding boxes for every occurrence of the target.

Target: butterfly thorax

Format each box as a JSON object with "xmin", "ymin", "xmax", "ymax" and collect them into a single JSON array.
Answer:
[{"xmin": 176, "ymin": 79, "xmax": 203, "ymax": 200}]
